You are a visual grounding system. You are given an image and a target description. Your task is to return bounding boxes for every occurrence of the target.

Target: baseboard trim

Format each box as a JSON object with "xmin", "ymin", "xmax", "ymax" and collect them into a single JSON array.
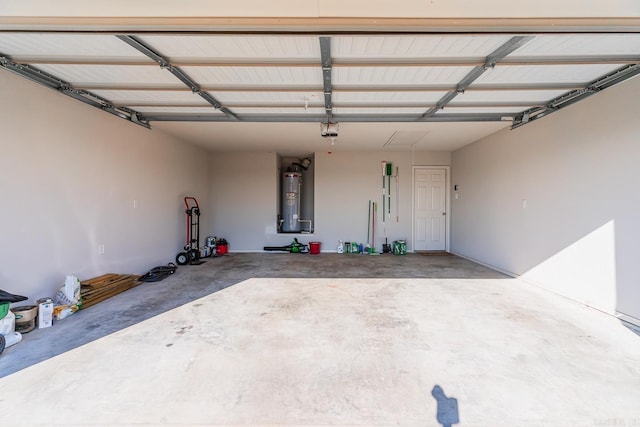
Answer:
[
  {"xmin": 449, "ymin": 251, "xmax": 518, "ymax": 278},
  {"xmin": 451, "ymin": 251, "xmax": 640, "ymax": 328},
  {"xmin": 617, "ymin": 312, "xmax": 640, "ymax": 328}
]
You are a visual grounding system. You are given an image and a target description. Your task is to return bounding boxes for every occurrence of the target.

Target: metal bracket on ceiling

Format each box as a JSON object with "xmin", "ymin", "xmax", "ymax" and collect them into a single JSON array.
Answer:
[
  {"xmin": 319, "ymin": 37, "xmax": 334, "ymax": 124},
  {"xmin": 116, "ymin": 35, "xmax": 238, "ymax": 121},
  {"xmin": 421, "ymin": 35, "xmax": 535, "ymax": 121},
  {"xmin": 512, "ymin": 62, "xmax": 640, "ymax": 129},
  {"xmin": 0, "ymin": 52, "xmax": 150, "ymax": 129}
]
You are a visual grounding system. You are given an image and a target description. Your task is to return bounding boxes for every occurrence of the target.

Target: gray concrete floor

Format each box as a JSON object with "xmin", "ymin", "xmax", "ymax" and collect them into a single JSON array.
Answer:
[{"xmin": 1, "ymin": 253, "xmax": 639, "ymax": 426}]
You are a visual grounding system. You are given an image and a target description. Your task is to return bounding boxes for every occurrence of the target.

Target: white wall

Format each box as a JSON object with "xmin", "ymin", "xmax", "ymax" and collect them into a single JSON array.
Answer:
[
  {"xmin": 209, "ymin": 149, "xmax": 450, "ymax": 252},
  {"xmin": 209, "ymin": 152, "xmax": 279, "ymax": 250},
  {"xmin": 315, "ymin": 151, "xmax": 450, "ymax": 252},
  {"xmin": 451, "ymin": 75, "xmax": 640, "ymax": 324},
  {"xmin": 0, "ymin": 70, "xmax": 210, "ymax": 303}
]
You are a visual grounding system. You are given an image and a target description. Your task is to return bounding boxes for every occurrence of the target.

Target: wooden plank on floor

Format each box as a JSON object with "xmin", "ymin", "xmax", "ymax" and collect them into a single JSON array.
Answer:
[
  {"xmin": 81, "ymin": 282, "xmax": 140, "ymax": 302},
  {"xmin": 81, "ymin": 284, "xmax": 141, "ymax": 308},
  {"xmin": 80, "ymin": 275, "xmax": 139, "ymax": 298},
  {"xmin": 81, "ymin": 276, "xmax": 128, "ymax": 289},
  {"xmin": 81, "ymin": 275, "xmax": 136, "ymax": 295},
  {"xmin": 80, "ymin": 273, "xmax": 121, "ymax": 287},
  {"xmin": 80, "ymin": 274, "xmax": 141, "ymax": 309}
]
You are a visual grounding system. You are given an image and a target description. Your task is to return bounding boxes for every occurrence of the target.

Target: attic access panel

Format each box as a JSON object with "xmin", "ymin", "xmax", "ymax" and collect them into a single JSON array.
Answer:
[{"xmin": 1, "ymin": 32, "xmax": 639, "ymax": 128}]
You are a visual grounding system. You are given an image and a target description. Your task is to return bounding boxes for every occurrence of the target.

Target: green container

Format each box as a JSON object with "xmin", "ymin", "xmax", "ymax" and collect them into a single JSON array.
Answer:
[
  {"xmin": 0, "ymin": 302, "xmax": 9, "ymax": 320},
  {"xmin": 393, "ymin": 240, "xmax": 407, "ymax": 255},
  {"xmin": 385, "ymin": 162, "xmax": 393, "ymax": 176}
]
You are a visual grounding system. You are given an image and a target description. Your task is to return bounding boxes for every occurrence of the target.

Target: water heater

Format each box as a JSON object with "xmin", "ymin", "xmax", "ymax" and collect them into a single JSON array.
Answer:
[{"xmin": 282, "ymin": 171, "xmax": 302, "ymax": 232}]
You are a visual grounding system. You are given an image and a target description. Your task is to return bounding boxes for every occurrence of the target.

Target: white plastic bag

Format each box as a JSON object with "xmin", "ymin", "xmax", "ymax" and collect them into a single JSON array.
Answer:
[
  {"xmin": 64, "ymin": 275, "xmax": 80, "ymax": 303},
  {"xmin": 0, "ymin": 310, "xmax": 15, "ymax": 335},
  {"xmin": 55, "ymin": 275, "xmax": 80, "ymax": 305},
  {"xmin": 53, "ymin": 275, "xmax": 81, "ymax": 321}
]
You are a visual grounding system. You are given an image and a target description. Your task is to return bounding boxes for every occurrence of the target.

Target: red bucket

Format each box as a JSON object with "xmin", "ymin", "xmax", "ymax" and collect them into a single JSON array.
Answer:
[
  {"xmin": 309, "ymin": 242, "xmax": 321, "ymax": 255},
  {"xmin": 217, "ymin": 244, "xmax": 228, "ymax": 255}
]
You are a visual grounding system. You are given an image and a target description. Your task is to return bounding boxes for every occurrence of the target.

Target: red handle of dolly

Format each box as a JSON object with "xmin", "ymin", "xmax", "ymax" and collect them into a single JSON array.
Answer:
[{"xmin": 184, "ymin": 196, "xmax": 199, "ymax": 210}]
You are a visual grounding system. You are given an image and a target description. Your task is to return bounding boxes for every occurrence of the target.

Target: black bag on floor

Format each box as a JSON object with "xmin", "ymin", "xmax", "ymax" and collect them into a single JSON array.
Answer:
[{"xmin": 139, "ymin": 263, "xmax": 178, "ymax": 282}]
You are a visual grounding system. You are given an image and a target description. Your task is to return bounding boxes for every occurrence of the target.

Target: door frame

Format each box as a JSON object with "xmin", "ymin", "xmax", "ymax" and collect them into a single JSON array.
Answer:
[{"xmin": 412, "ymin": 166, "xmax": 451, "ymax": 253}]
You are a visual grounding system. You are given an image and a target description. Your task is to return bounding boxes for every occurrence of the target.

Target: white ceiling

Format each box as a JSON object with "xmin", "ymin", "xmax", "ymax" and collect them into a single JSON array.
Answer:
[
  {"xmin": 1, "ymin": 31, "xmax": 639, "ymax": 154},
  {"xmin": 152, "ymin": 121, "xmax": 511, "ymax": 155}
]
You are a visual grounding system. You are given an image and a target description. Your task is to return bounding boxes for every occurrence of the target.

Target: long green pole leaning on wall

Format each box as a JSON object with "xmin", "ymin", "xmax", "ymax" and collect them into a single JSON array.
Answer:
[
  {"xmin": 367, "ymin": 200, "xmax": 371, "ymax": 247},
  {"xmin": 396, "ymin": 166, "xmax": 399, "ymax": 222}
]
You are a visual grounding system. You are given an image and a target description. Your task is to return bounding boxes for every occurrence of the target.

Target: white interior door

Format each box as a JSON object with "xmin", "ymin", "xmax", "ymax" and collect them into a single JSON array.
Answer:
[{"xmin": 414, "ymin": 168, "xmax": 447, "ymax": 251}]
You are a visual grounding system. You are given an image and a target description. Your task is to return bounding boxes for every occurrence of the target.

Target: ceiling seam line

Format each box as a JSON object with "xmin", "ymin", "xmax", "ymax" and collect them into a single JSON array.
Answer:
[
  {"xmin": 70, "ymin": 83, "xmax": 584, "ymax": 92},
  {"xmin": 10, "ymin": 55, "xmax": 640, "ymax": 67},
  {"xmin": 142, "ymin": 113, "xmax": 509, "ymax": 123},
  {"xmin": 124, "ymin": 102, "xmax": 543, "ymax": 109}
]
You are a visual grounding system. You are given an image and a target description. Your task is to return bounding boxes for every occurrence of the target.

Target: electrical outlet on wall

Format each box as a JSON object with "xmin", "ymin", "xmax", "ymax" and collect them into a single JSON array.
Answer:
[{"xmin": 98, "ymin": 244, "xmax": 105, "ymax": 254}]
